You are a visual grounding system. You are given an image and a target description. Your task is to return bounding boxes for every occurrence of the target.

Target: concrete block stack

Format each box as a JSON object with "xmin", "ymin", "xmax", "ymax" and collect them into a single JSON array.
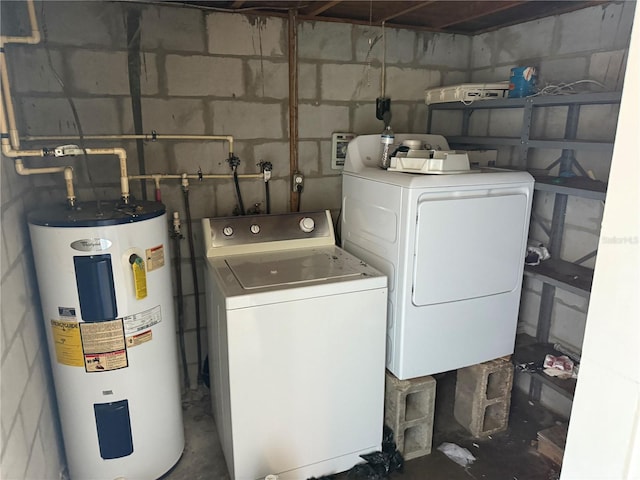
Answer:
[
  {"xmin": 384, "ymin": 371, "xmax": 436, "ymax": 460},
  {"xmin": 454, "ymin": 357, "xmax": 514, "ymax": 437}
]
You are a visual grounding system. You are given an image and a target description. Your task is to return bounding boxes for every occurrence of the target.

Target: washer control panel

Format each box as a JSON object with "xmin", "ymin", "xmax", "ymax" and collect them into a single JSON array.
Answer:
[{"xmin": 202, "ymin": 210, "xmax": 336, "ymax": 256}]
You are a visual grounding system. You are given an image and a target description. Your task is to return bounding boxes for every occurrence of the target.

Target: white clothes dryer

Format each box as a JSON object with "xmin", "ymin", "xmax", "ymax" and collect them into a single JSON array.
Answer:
[
  {"xmin": 341, "ymin": 134, "xmax": 534, "ymax": 380},
  {"xmin": 202, "ymin": 211, "xmax": 387, "ymax": 480}
]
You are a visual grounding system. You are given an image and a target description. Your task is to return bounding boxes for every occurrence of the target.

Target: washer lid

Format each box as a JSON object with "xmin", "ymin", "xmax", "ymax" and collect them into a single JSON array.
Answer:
[{"xmin": 225, "ymin": 249, "xmax": 362, "ymax": 289}]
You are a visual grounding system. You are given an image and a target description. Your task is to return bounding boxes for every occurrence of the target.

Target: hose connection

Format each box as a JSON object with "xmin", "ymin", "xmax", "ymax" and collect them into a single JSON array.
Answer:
[
  {"xmin": 227, "ymin": 154, "xmax": 241, "ymax": 171},
  {"xmin": 258, "ymin": 161, "xmax": 273, "ymax": 183}
]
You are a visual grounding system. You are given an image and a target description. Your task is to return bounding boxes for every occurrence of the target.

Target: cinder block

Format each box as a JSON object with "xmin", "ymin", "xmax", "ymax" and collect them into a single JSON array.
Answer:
[
  {"xmin": 210, "ymin": 101, "xmax": 283, "ymax": 139},
  {"xmin": 385, "ymin": 66, "xmax": 441, "ymax": 101},
  {"xmin": 247, "ymin": 59, "xmax": 288, "ymax": 99},
  {"xmin": 454, "ymin": 358, "xmax": 514, "ymax": 438},
  {"xmin": 298, "ymin": 63, "xmax": 318, "ymax": 100},
  {"xmin": 298, "ymin": 141, "xmax": 321, "ymax": 176},
  {"xmin": 298, "ymin": 21, "xmax": 352, "ymax": 61},
  {"xmin": 557, "ymin": 3, "xmax": 626, "ymax": 55},
  {"xmin": 69, "ymin": 50, "xmax": 131, "ymax": 95},
  {"xmin": 1, "ymin": 336, "xmax": 30, "ymax": 431},
  {"xmin": 40, "ymin": 1, "xmax": 125, "ymax": 47},
  {"xmin": 297, "ymin": 177, "xmax": 342, "ymax": 211},
  {"xmin": 166, "ymin": 55, "xmax": 243, "ymax": 97},
  {"xmin": 538, "ymin": 57, "xmax": 588, "ymax": 85},
  {"xmin": 207, "ymin": 13, "xmax": 284, "ymax": 57},
  {"xmin": 141, "ymin": 98, "xmax": 205, "ymax": 134},
  {"xmin": 141, "ymin": 6, "xmax": 206, "ymax": 51},
  {"xmin": 320, "ymin": 64, "xmax": 380, "ymax": 101},
  {"xmin": 385, "ymin": 371, "xmax": 436, "ymax": 461},
  {"xmin": 5, "ymin": 47, "xmax": 63, "ymax": 94},
  {"xmin": 416, "ymin": 32, "xmax": 471, "ymax": 69},
  {"xmin": 298, "ymin": 104, "xmax": 349, "ymax": 139}
]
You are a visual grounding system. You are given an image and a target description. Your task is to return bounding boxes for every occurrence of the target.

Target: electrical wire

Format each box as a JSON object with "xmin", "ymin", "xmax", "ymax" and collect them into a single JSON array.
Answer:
[
  {"xmin": 233, "ymin": 167, "xmax": 246, "ymax": 215},
  {"xmin": 265, "ymin": 180, "xmax": 271, "ymax": 214},
  {"xmin": 528, "ymin": 79, "xmax": 607, "ymax": 97},
  {"xmin": 172, "ymin": 231, "xmax": 190, "ymax": 391},
  {"xmin": 40, "ymin": 3, "xmax": 97, "ymax": 201},
  {"xmin": 295, "ymin": 184, "xmax": 302, "ymax": 212},
  {"xmin": 182, "ymin": 187, "xmax": 202, "ymax": 385}
]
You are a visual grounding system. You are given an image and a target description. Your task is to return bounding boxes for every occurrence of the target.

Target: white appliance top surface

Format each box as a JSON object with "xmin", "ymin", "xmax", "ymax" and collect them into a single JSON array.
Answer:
[
  {"xmin": 226, "ymin": 248, "xmax": 363, "ymax": 289},
  {"xmin": 207, "ymin": 245, "xmax": 386, "ymax": 308},
  {"xmin": 203, "ymin": 211, "xmax": 386, "ymax": 307},
  {"xmin": 344, "ymin": 134, "xmax": 534, "ymax": 187}
]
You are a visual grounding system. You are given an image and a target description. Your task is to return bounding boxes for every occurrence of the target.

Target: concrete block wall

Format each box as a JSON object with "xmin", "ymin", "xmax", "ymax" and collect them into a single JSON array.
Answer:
[
  {"xmin": 0, "ymin": 2, "xmax": 471, "ymax": 477},
  {"xmin": 464, "ymin": 2, "xmax": 635, "ymax": 417},
  {"xmin": 2, "ymin": 1, "xmax": 472, "ymax": 391},
  {"xmin": 1, "ymin": 157, "xmax": 67, "ymax": 478},
  {"xmin": 0, "ymin": 1, "xmax": 634, "ymax": 476}
]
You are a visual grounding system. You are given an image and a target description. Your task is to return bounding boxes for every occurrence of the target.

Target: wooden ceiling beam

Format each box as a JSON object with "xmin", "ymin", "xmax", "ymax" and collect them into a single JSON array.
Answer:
[
  {"xmin": 434, "ymin": 1, "xmax": 524, "ymax": 29},
  {"xmin": 305, "ymin": 1, "xmax": 343, "ymax": 17},
  {"xmin": 377, "ymin": 1, "xmax": 437, "ymax": 24}
]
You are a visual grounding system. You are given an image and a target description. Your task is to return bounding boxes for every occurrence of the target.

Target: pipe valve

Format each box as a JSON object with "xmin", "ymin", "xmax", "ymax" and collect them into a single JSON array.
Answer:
[
  {"xmin": 227, "ymin": 154, "xmax": 241, "ymax": 170},
  {"xmin": 54, "ymin": 144, "xmax": 84, "ymax": 157},
  {"xmin": 258, "ymin": 161, "xmax": 273, "ymax": 182}
]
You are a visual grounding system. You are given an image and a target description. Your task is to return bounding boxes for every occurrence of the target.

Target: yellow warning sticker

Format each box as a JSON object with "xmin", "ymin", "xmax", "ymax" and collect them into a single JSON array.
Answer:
[
  {"xmin": 126, "ymin": 329, "xmax": 152, "ymax": 348},
  {"xmin": 132, "ymin": 258, "xmax": 148, "ymax": 300},
  {"xmin": 51, "ymin": 319, "xmax": 84, "ymax": 367},
  {"xmin": 146, "ymin": 244, "xmax": 165, "ymax": 272}
]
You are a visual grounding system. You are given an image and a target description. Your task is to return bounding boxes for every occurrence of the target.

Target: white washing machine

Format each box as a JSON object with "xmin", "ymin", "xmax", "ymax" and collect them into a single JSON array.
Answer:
[
  {"xmin": 202, "ymin": 210, "xmax": 387, "ymax": 480},
  {"xmin": 341, "ymin": 134, "xmax": 534, "ymax": 380}
]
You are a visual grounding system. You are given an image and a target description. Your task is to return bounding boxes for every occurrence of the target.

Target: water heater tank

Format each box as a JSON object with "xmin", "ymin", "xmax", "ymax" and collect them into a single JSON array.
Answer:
[{"xmin": 28, "ymin": 200, "xmax": 184, "ymax": 479}]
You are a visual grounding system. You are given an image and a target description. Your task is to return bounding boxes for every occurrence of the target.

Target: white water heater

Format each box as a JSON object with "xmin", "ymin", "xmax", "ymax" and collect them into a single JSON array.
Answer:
[{"xmin": 28, "ymin": 201, "xmax": 184, "ymax": 480}]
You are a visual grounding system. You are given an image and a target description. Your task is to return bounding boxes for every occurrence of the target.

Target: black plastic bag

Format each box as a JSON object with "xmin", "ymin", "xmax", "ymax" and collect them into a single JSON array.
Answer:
[{"xmin": 346, "ymin": 426, "xmax": 404, "ymax": 479}]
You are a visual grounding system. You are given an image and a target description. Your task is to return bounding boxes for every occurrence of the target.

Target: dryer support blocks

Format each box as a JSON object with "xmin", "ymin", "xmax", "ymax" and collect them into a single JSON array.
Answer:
[
  {"xmin": 454, "ymin": 357, "xmax": 514, "ymax": 437},
  {"xmin": 384, "ymin": 371, "xmax": 436, "ymax": 460}
]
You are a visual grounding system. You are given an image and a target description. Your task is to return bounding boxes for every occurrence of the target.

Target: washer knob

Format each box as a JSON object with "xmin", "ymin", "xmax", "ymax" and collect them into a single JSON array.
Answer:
[
  {"xmin": 222, "ymin": 226, "xmax": 234, "ymax": 237},
  {"xmin": 299, "ymin": 217, "xmax": 315, "ymax": 233},
  {"xmin": 250, "ymin": 224, "xmax": 260, "ymax": 234}
]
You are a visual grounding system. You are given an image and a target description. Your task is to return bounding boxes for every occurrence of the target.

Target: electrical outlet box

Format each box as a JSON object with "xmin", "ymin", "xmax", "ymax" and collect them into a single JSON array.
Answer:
[
  {"xmin": 292, "ymin": 172, "xmax": 304, "ymax": 192},
  {"xmin": 331, "ymin": 133, "xmax": 355, "ymax": 170}
]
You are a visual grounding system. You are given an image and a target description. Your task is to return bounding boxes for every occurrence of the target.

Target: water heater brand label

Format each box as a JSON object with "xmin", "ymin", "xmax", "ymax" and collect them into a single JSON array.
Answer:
[
  {"xmin": 51, "ymin": 319, "xmax": 84, "ymax": 367},
  {"xmin": 70, "ymin": 238, "xmax": 112, "ymax": 252}
]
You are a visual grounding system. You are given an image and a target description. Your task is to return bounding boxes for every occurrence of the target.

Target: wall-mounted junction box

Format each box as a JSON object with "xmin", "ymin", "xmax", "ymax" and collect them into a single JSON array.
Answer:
[{"xmin": 331, "ymin": 133, "xmax": 356, "ymax": 170}]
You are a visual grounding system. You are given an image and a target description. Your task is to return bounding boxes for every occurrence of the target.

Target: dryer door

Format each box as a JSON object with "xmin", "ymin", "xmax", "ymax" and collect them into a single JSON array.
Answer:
[{"xmin": 412, "ymin": 193, "xmax": 528, "ymax": 306}]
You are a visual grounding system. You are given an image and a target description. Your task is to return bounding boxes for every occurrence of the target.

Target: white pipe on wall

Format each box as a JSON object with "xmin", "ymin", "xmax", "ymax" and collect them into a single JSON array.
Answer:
[
  {"xmin": 23, "ymin": 134, "xmax": 235, "ymax": 155},
  {"xmin": 0, "ymin": 0, "xmax": 40, "ymax": 46},
  {"xmin": 2, "ymin": 0, "xmax": 249, "ymax": 208}
]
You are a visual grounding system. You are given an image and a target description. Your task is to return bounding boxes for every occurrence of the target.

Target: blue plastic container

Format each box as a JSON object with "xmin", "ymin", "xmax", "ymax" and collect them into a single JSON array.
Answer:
[{"xmin": 509, "ymin": 66, "xmax": 537, "ymax": 98}]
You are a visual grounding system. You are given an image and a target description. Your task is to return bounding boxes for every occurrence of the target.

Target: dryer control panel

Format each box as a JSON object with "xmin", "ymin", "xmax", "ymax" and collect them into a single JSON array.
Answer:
[{"xmin": 202, "ymin": 210, "xmax": 336, "ymax": 257}]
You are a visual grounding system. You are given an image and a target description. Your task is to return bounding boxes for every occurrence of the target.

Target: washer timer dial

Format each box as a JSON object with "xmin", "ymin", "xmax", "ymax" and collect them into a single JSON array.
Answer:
[{"xmin": 299, "ymin": 217, "xmax": 315, "ymax": 233}]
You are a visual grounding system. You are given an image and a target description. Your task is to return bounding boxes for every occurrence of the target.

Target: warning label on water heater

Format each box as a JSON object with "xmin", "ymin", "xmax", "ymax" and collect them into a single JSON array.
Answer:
[
  {"xmin": 146, "ymin": 244, "xmax": 165, "ymax": 271},
  {"xmin": 80, "ymin": 319, "xmax": 128, "ymax": 372},
  {"xmin": 51, "ymin": 319, "xmax": 84, "ymax": 367}
]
